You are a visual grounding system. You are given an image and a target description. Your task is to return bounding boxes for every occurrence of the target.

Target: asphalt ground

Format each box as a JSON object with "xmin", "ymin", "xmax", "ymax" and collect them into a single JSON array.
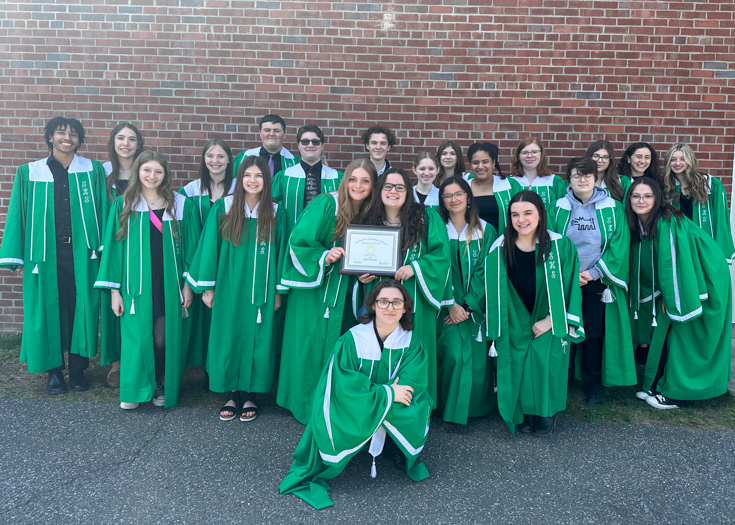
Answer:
[{"xmin": 1, "ymin": 395, "xmax": 733, "ymax": 524}]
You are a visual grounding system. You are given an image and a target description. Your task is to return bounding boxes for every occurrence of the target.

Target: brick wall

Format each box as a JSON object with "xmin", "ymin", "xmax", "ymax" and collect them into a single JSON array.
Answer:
[{"xmin": 0, "ymin": 0, "xmax": 734, "ymax": 329}]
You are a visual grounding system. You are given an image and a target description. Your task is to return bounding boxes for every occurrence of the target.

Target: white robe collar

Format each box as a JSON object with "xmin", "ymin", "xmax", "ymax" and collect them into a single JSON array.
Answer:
[{"xmin": 350, "ymin": 321, "xmax": 412, "ymax": 361}]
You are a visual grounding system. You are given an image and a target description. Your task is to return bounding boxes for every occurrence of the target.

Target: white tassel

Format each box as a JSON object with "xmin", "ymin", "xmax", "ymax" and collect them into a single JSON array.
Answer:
[
  {"xmin": 475, "ymin": 330, "xmax": 482, "ymax": 343},
  {"xmin": 182, "ymin": 307, "xmax": 189, "ymax": 319},
  {"xmin": 90, "ymin": 250, "xmax": 97, "ymax": 260},
  {"xmin": 130, "ymin": 298, "xmax": 135, "ymax": 315},
  {"xmin": 652, "ymin": 317, "xmax": 657, "ymax": 327},
  {"xmin": 370, "ymin": 457, "xmax": 377, "ymax": 478},
  {"xmin": 601, "ymin": 288, "xmax": 615, "ymax": 303},
  {"xmin": 324, "ymin": 307, "xmax": 330, "ymax": 319},
  {"xmin": 256, "ymin": 308, "xmax": 262, "ymax": 324},
  {"xmin": 634, "ymin": 311, "xmax": 638, "ymax": 320},
  {"xmin": 32, "ymin": 264, "xmax": 39, "ymax": 275},
  {"xmin": 488, "ymin": 341, "xmax": 498, "ymax": 357}
]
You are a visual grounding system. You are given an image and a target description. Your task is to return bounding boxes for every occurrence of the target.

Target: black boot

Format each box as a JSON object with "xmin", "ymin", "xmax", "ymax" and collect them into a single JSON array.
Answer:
[
  {"xmin": 383, "ymin": 437, "xmax": 407, "ymax": 470},
  {"xmin": 532, "ymin": 414, "xmax": 557, "ymax": 436},
  {"xmin": 517, "ymin": 414, "xmax": 536, "ymax": 434},
  {"xmin": 635, "ymin": 344, "xmax": 649, "ymax": 365},
  {"xmin": 46, "ymin": 370, "xmax": 68, "ymax": 395},
  {"xmin": 69, "ymin": 372, "xmax": 90, "ymax": 392}
]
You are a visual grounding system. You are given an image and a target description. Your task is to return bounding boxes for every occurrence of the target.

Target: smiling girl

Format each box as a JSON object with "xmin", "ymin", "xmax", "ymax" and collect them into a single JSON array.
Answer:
[
  {"xmin": 584, "ymin": 140, "xmax": 626, "ymax": 202},
  {"xmin": 436, "ymin": 140, "xmax": 467, "ymax": 185},
  {"xmin": 510, "ymin": 137, "xmax": 567, "ymax": 206},
  {"xmin": 412, "ymin": 152, "xmax": 441, "ymax": 209},
  {"xmin": 96, "ymin": 151, "xmax": 201, "ymax": 409}
]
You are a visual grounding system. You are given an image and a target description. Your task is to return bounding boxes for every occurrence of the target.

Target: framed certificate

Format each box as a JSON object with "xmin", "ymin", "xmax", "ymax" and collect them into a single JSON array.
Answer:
[{"xmin": 339, "ymin": 225, "xmax": 403, "ymax": 276}]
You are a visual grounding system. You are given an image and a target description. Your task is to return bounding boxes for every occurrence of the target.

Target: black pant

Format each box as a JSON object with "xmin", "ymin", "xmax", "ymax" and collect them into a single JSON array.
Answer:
[
  {"xmin": 650, "ymin": 325, "xmax": 672, "ymax": 394},
  {"xmin": 49, "ymin": 242, "xmax": 88, "ymax": 378},
  {"xmin": 153, "ymin": 315, "xmax": 165, "ymax": 381},
  {"xmin": 570, "ymin": 279, "xmax": 606, "ymax": 385}
]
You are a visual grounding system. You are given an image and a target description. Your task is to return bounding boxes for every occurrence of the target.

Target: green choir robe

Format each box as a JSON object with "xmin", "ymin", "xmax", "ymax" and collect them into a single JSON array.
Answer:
[
  {"xmin": 629, "ymin": 236, "xmax": 657, "ymax": 345},
  {"xmin": 483, "ymin": 232, "xmax": 585, "ymax": 432},
  {"xmin": 548, "ymin": 195, "xmax": 637, "ymax": 387},
  {"xmin": 95, "ymin": 193, "xmax": 201, "ymax": 407},
  {"xmin": 412, "ymin": 185, "xmax": 440, "ymax": 210},
  {"xmin": 643, "ymin": 216, "xmax": 732, "ymax": 400},
  {"xmin": 598, "ymin": 176, "xmax": 631, "ymax": 202},
  {"xmin": 277, "ymin": 192, "xmax": 355, "ymax": 423},
  {"xmin": 232, "ymin": 146, "xmax": 300, "ymax": 177},
  {"xmin": 272, "ymin": 163, "xmax": 343, "ymax": 232},
  {"xmin": 100, "ymin": 163, "xmax": 123, "ymax": 366},
  {"xmin": 671, "ymin": 177, "xmax": 735, "ymax": 264},
  {"xmin": 369, "ymin": 208, "xmax": 453, "ymax": 410},
  {"xmin": 186, "ymin": 197, "xmax": 287, "ymax": 393},
  {"xmin": 280, "ymin": 322, "xmax": 431, "ymax": 510},
  {"xmin": 512, "ymin": 174, "xmax": 568, "ymax": 207},
  {"xmin": 467, "ymin": 176, "xmax": 523, "ymax": 234},
  {"xmin": 0, "ymin": 156, "xmax": 107, "ymax": 372},
  {"xmin": 437, "ymin": 220, "xmax": 498, "ymax": 424},
  {"xmin": 178, "ymin": 178, "xmax": 237, "ymax": 367}
]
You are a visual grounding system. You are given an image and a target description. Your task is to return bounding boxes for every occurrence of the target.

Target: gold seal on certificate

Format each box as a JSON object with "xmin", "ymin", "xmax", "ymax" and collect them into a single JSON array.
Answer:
[{"xmin": 339, "ymin": 225, "xmax": 403, "ymax": 276}]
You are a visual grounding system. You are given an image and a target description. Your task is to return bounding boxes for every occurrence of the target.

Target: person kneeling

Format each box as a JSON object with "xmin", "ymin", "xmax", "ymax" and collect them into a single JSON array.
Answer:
[{"xmin": 280, "ymin": 279, "xmax": 432, "ymax": 509}]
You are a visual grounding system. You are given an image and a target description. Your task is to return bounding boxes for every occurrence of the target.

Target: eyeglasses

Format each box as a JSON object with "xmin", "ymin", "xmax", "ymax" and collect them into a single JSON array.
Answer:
[
  {"xmin": 592, "ymin": 154, "xmax": 610, "ymax": 162},
  {"xmin": 570, "ymin": 173, "xmax": 595, "ymax": 181},
  {"xmin": 441, "ymin": 191, "xmax": 467, "ymax": 201},
  {"xmin": 376, "ymin": 299, "xmax": 405, "ymax": 310},
  {"xmin": 520, "ymin": 150, "xmax": 541, "ymax": 157},
  {"xmin": 299, "ymin": 139, "xmax": 322, "ymax": 146},
  {"xmin": 630, "ymin": 194, "xmax": 655, "ymax": 201},
  {"xmin": 382, "ymin": 183, "xmax": 407, "ymax": 193}
]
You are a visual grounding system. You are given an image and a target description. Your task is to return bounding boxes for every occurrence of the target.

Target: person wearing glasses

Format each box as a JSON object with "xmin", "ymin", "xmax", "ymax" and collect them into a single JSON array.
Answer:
[
  {"xmin": 277, "ymin": 159, "xmax": 377, "ymax": 424},
  {"xmin": 465, "ymin": 142, "xmax": 522, "ymax": 234},
  {"xmin": 511, "ymin": 137, "xmax": 567, "ymax": 206},
  {"xmin": 365, "ymin": 168, "xmax": 452, "ymax": 409},
  {"xmin": 547, "ymin": 158, "xmax": 635, "ymax": 405},
  {"xmin": 281, "ymin": 280, "xmax": 431, "ymax": 509},
  {"xmin": 585, "ymin": 140, "xmax": 626, "ymax": 202},
  {"xmin": 625, "ymin": 178, "xmax": 731, "ymax": 410},
  {"xmin": 662, "ymin": 143, "xmax": 734, "ymax": 264},
  {"xmin": 271, "ymin": 125, "xmax": 342, "ymax": 232},
  {"xmin": 483, "ymin": 191, "xmax": 584, "ymax": 436},
  {"xmin": 436, "ymin": 177, "xmax": 498, "ymax": 425},
  {"xmin": 231, "ymin": 114, "xmax": 300, "ymax": 176}
]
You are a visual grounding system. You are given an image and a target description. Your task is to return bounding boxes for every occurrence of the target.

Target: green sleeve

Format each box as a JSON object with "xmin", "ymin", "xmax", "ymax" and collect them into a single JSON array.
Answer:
[
  {"xmin": 409, "ymin": 208, "xmax": 453, "ymax": 310},
  {"xmin": 0, "ymin": 165, "xmax": 28, "ymax": 270},
  {"xmin": 182, "ymin": 198, "xmax": 202, "ymax": 279},
  {"xmin": 186, "ymin": 199, "xmax": 223, "ymax": 293},
  {"xmin": 655, "ymin": 217, "xmax": 708, "ymax": 323},
  {"xmin": 545, "ymin": 200, "xmax": 563, "ymax": 234},
  {"xmin": 553, "ymin": 175, "xmax": 568, "ymax": 201},
  {"xmin": 271, "ymin": 169, "xmax": 286, "ymax": 205},
  {"xmin": 232, "ymin": 151, "xmax": 245, "ymax": 177},
  {"xmin": 560, "ymin": 238, "xmax": 584, "ymax": 343},
  {"xmin": 708, "ymin": 177, "xmax": 735, "ymax": 264},
  {"xmin": 94, "ymin": 197, "xmax": 124, "ymax": 291},
  {"xmin": 92, "ymin": 161, "xmax": 109, "ymax": 253},
  {"xmin": 596, "ymin": 205, "xmax": 630, "ymax": 293},
  {"xmin": 464, "ymin": 224, "xmax": 498, "ymax": 313},
  {"xmin": 280, "ymin": 194, "xmax": 336, "ymax": 289},
  {"xmin": 275, "ymin": 205, "xmax": 289, "ymax": 294}
]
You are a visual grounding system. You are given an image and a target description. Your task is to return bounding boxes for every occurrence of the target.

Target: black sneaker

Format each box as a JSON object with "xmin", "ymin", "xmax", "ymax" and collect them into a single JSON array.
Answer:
[
  {"xmin": 646, "ymin": 393, "xmax": 688, "ymax": 410},
  {"xmin": 586, "ymin": 383, "xmax": 604, "ymax": 405}
]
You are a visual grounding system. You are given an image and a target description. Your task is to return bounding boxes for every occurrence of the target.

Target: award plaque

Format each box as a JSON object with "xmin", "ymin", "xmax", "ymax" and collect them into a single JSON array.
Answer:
[{"xmin": 339, "ymin": 225, "xmax": 403, "ymax": 276}]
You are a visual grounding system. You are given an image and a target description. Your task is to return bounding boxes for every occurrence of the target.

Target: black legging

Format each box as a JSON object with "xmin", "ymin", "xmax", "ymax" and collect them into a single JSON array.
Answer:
[{"xmin": 153, "ymin": 315, "xmax": 165, "ymax": 381}]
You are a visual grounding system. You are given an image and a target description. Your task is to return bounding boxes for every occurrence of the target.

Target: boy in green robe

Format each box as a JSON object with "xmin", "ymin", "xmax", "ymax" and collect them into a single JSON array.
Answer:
[
  {"xmin": 231, "ymin": 114, "xmax": 300, "ymax": 177},
  {"xmin": 0, "ymin": 117, "xmax": 107, "ymax": 394},
  {"xmin": 281, "ymin": 280, "xmax": 431, "ymax": 509}
]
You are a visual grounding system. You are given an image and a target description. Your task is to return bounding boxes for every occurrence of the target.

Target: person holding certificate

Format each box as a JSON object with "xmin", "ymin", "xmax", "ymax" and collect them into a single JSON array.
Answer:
[
  {"xmin": 365, "ymin": 168, "xmax": 452, "ymax": 409},
  {"xmin": 436, "ymin": 177, "xmax": 497, "ymax": 424},
  {"xmin": 277, "ymin": 159, "xmax": 378, "ymax": 424}
]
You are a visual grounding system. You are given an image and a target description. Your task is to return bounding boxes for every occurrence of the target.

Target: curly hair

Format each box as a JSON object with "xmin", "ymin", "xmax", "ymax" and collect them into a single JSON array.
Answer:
[
  {"xmin": 618, "ymin": 142, "xmax": 661, "ymax": 186},
  {"xmin": 361, "ymin": 125, "xmax": 396, "ymax": 147}
]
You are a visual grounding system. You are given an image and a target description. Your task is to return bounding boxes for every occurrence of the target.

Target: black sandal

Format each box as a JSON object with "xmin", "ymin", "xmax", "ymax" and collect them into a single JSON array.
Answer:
[
  {"xmin": 240, "ymin": 392, "xmax": 258, "ymax": 422},
  {"xmin": 219, "ymin": 391, "xmax": 239, "ymax": 421}
]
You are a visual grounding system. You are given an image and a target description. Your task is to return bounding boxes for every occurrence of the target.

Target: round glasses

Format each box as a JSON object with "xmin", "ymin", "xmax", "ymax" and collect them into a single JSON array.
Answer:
[{"xmin": 376, "ymin": 299, "xmax": 405, "ymax": 310}]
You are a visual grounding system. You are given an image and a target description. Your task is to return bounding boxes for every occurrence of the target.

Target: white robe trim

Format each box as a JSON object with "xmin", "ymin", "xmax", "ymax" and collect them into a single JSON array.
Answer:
[
  {"xmin": 244, "ymin": 146, "xmax": 295, "ymax": 160},
  {"xmin": 513, "ymin": 174, "xmax": 556, "ymax": 188},
  {"xmin": 282, "ymin": 163, "xmax": 340, "ymax": 180},
  {"xmin": 413, "ymin": 185, "xmax": 440, "ymax": 207}
]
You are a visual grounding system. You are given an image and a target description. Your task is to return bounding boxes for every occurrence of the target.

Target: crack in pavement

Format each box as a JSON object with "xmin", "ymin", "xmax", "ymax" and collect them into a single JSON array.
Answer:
[{"xmin": 0, "ymin": 409, "xmax": 170, "ymax": 517}]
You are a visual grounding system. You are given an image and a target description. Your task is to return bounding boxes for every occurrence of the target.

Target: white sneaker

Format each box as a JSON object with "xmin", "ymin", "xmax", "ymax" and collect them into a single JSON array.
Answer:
[
  {"xmin": 636, "ymin": 390, "xmax": 653, "ymax": 401},
  {"xmin": 152, "ymin": 379, "xmax": 165, "ymax": 407},
  {"xmin": 646, "ymin": 393, "xmax": 681, "ymax": 410},
  {"xmin": 120, "ymin": 402, "xmax": 139, "ymax": 410}
]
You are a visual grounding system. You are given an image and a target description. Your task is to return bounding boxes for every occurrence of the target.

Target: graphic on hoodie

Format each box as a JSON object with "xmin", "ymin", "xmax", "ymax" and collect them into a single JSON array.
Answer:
[{"xmin": 570, "ymin": 216, "xmax": 597, "ymax": 231}]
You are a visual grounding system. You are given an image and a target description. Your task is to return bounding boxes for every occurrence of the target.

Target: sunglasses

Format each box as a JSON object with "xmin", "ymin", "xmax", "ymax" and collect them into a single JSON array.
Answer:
[{"xmin": 299, "ymin": 139, "xmax": 322, "ymax": 146}]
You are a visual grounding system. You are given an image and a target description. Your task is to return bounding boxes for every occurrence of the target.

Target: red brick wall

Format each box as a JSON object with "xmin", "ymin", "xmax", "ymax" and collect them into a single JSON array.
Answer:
[{"xmin": 1, "ymin": 0, "xmax": 734, "ymax": 329}]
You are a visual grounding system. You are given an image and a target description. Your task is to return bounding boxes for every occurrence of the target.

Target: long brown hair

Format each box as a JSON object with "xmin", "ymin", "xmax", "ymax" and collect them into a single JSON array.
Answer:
[
  {"xmin": 332, "ymin": 159, "xmax": 378, "ymax": 243},
  {"xmin": 618, "ymin": 142, "xmax": 661, "ymax": 186},
  {"xmin": 438, "ymin": 177, "xmax": 485, "ymax": 251},
  {"xmin": 585, "ymin": 140, "xmax": 623, "ymax": 201},
  {"xmin": 503, "ymin": 190, "xmax": 551, "ymax": 268},
  {"xmin": 359, "ymin": 279, "xmax": 414, "ymax": 331},
  {"xmin": 511, "ymin": 136, "xmax": 553, "ymax": 178},
  {"xmin": 106, "ymin": 122, "xmax": 144, "ymax": 201},
  {"xmin": 196, "ymin": 138, "xmax": 234, "ymax": 198},
  {"xmin": 663, "ymin": 143, "xmax": 709, "ymax": 206},
  {"xmin": 116, "ymin": 151, "xmax": 178, "ymax": 241},
  {"xmin": 368, "ymin": 168, "xmax": 428, "ymax": 251},
  {"xmin": 625, "ymin": 177, "xmax": 683, "ymax": 243},
  {"xmin": 219, "ymin": 155, "xmax": 277, "ymax": 246},
  {"xmin": 436, "ymin": 140, "xmax": 466, "ymax": 184}
]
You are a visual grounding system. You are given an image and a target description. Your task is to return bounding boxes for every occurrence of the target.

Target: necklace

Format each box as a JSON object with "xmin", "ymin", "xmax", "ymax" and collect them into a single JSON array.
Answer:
[
  {"xmin": 145, "ymin": 196, "xmax": 164, "ymax": 209},
  {"xmin": 384, "ymin": 219, "xmax": 401, "ymax": 227}
]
